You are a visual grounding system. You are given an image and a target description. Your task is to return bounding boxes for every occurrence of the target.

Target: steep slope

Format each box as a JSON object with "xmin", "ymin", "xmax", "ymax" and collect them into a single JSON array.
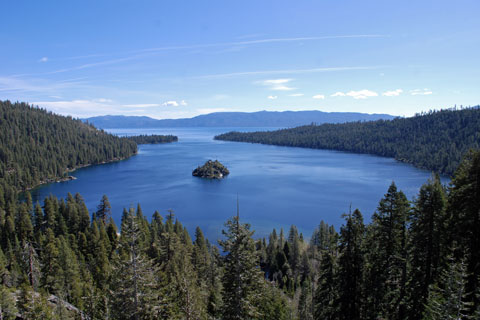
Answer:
[
  {"xmin": 215, "ymin": 107, "xmax": 480, "ymax": 175},
  {"xmin": 0, "ymin": 100, "xmax": 137, "ymax": 190}
]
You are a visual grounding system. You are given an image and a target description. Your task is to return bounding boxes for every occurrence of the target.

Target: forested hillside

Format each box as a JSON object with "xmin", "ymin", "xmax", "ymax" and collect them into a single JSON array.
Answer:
[
  {"xmin": 0, "ymin": 151, "xmax": 479, "ymax": 319},
  {"xmin": 0, "ymin": 100, "xmax": 138, "ymax": 191},
  {"xmin": 215, "ymin": 106, "xmax": 480, "ymax": 175},
  {"xmin": 0, "ymin": 100, "xmax": 479, "ymax": 319}
]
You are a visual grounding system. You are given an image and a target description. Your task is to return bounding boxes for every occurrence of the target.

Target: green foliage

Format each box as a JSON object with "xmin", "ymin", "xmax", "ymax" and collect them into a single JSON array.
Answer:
[
  {"xmin": 337, "ymin": 209, "xmax": 365, "ymax": 320},
  {"xmin": 192, "ymin": 159, "xmax": 230, "ymax": 179},
  {"xmin": 0, "ymin": 285, "xmax": 17, "ymax": 319},
  {"xmin": 0, "ymin": 157, "xmax": 478, "ymax": 318},
  {"xmin": 255, "ymin": 283, "xmax": 293, "ymax": 320},
  {"xmin": 0, "ymin": 100, "xmax": 480, "ymax": 319},
  {"xmin": 448, "ymin": 149, "xmax": 480, "ymax": 313},
  {"xmin": 215, "ymin": 106, "xmax": 480, "ymax": 175},
  {"xmin": 423, "ymin": 257, "xmax": 473, "ymax": 320},
  {"xmin": 363, "ymin": 183, "xmax": 410, "ymax": 319},
  {"xmin": 219, "ymin": 215, "xmax": 264, "ymax": 319},
  {"xmin": 110, "ymin": 208, "xmax": 162, "ymax": 319},
  {"xmin": 0, "ymin": 100, "xmax": 137, "ymax": 191},
  {"xmin": 314, "ymin": 248, "xmax": 338, "ymax": 320},
  {"xmin": 96, "ymin": 194, "xmax": 112, "ymax": 224},
  {"xmin": 407, "ymin": 174, "xmax": 448, "ymax": 318},
  {"xmin": 126, "ymin": 134, "xmax": 178, "ymax": 144}
]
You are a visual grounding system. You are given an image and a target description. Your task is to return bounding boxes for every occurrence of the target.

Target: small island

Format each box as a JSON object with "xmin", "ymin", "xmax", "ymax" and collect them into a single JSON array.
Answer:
[{"xmin": 192, "ymin": 160, "xmax": 230, "ymax": 179}]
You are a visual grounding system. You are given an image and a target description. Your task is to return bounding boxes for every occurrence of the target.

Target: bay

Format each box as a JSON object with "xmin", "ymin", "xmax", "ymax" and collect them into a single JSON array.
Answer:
[{"xmin": 29, "ymin": 127, "xmax": 446, "ymax": 240}]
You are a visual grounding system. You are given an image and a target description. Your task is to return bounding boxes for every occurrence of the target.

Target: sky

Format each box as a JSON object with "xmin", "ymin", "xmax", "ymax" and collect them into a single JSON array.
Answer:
[{"xmin": 0, "ymin": 0, "xmax": 479, "ymax": 119}]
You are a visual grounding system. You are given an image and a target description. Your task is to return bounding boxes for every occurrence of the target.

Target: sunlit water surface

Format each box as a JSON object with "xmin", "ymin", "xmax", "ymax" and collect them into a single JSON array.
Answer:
[{"xmin": 29, "ymin": 127, "xmax": 447, "ymax": 240}]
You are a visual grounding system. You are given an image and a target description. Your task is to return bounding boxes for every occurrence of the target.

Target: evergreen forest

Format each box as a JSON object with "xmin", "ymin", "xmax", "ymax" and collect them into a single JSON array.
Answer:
[
  {"xmin": 0, "ymin": 101, "xmax": 177, "ymax": 192},
  {"xmin": 0, "ymin": 101, "xmax": 479, "ymax": 319},
  {"xmin": 0, "ymin": 150, "xmax": 479, "ymax": 319},
  {"xmin": 215, "ymin": 106, "xmax": 480, "ymax": 175},
  {"xmin": 126, "ymin": 134, "xmax": 178, "ymax": 145}
]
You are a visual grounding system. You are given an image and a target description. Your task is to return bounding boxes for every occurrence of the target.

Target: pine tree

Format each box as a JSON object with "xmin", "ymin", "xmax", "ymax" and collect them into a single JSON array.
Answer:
[
  {"xmin": 16, "ymin": 203, "xmax": 33, "ymax": 243},
  {"xmin": 57, "ymin": 236, "xmax": 82, "ymax": 307},
  {"xmin": 76, "ymin": 193, "xmax": 91, "ymax": 232},
  {"xmin": 298, "ymin": 279, "xmax": 314, "ymax": 320},
  {"xmin": 287, "ymin": 225, "xmax": 301, "ymax": 286},
  {"xmin": 96, "ymin": 195, "xmax": 111, "ymax": 224},
  {"xmin": 206, "ymin": 241, "xmax": 223, "ymax": 319},
  {"xmin": 0, "ymin": 285, "xmax": 17, "ymax": 320},
  {"xmin": 90, "ymin": 221, "xmax": 110, "ymax": 289},
  {"xmin": 17, "ymin": 284, "xmax": 54, "ymax": 320},
  {"xmin": 0, "ymin": 249, "xmax": 10, "ymax": 286},
  {"xmin": 33, "ymin": 202, "xmax": 43, "ymax": 233},
  {"xmin": 110, "ymin": 208, "xmax": 161, "ymax": 320},
  {"xmin": 314, "ymin": 249, "xmax": 338, "ymax": 320},
  {"xmin": 363, "ymin": 182, "xmax": 410, "ymax": 319},
  {"xmin": 423, "ymin": 257, "xmax": 473, "ymax": 320},
  {"xmin": 256, "ymin": 282, "xmax": 292, "ymax": 320},
  {"xmin": 41, "ymin": 229, "xmax": 61, "ymax": 293},
  {"xmin": 448, "ymin": 150, "xmax": 480, "ymax": 313},
  {"xmin": 193, "ymin": 226, "xmax": 210, "ymax": 282},
  {"xmin": 170, "ymin": 240, "xmax": 206, "ymax": 320},
  {"xmin": 337, "ymin": 209, "xmax": 364, "ymax": 320},
  {"xmin": 219, "ymin": 213, "xmax": 264, "ymax": 320},
  {"xmin": 21, "ymin": 241, "xmax": 40, "ymax": 290},
  {"xmin": 408, "ymin": 174, "xmax": 447, "ymax": 319}
]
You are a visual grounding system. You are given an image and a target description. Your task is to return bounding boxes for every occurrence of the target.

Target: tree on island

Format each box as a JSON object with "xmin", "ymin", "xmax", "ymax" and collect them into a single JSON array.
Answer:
[{"xmin": 192, "ymin": 160, "xmax": 230, "ymax": 179}]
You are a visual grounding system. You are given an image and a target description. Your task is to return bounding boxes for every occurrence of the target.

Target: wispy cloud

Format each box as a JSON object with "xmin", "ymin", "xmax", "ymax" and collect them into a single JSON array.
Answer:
[
  {"xmin": 289, "ymin": 93, "xmax": 304, "ymax": 97},
  {"xmin": 33, "ymin": 99, "xmax": 120, "ymax": 118},
  {"xmin": 47, "ymin": 55, "xmax": 149, "ymax": 75},
  {"xmin": 197, "ymin": 108, "xmax": 230, "ymax": 114},
  {"xmin": 383, "ymin": 89, "xmax": 403, "ymax": 97},
  {"xmin": 96, "ymin": 98, "xmax": 113, "ymax": 103},
  {"xmin": 138, "ymin": 34, "xmax": 387, "ymax": 55},
  {"xmin": 268, "ymin": 95, "xmax": 278, "ymax": 100},
  {"xmin": 258, "ymin": 79, "xmax": 295, "ymax": 91},
  {"xmin": 31, "ymin": 98, "xmax": 200, "ymax": 119},
  {"xmin": 32, "ymin": 99, "xmax": 181, "ymax": 118},
  {"xmin": 346, "ymin": 90, "xmax": 378, "ymax": 99},
  {"xmin": 194, "ymin": 66, "xmax": 384, "ymax": 80},
  {"xmin": 38, "ymin": 57, "xmax": 48, "ymax": 63},
  {"xmin": 411, "ymin": 88, "xmax": 433, "ymax": 95},
  {"xmin": 162, "ymin": 101, "xmax": 179, "ymax": 107},
  {"xmin": 313, "ymin": 94, "xmax": 325, "ymax": 99},
  {"xmin": 63, "ymin": 53, "xmax": 109, "ymax": 61},
  {"xmin": 0, "ymin": 76, "xmax": 87, "ymax": 93},
  {"xmin": 161, "ymin": 100, "xmax": 187, "ymax": 107},
  {"xmin": 330, "ymin": 90, "xmax": 378, "ymax": 99},
  {"xmin": 22, "ymin": 35, "xmax": 387, "ymax": 76}
]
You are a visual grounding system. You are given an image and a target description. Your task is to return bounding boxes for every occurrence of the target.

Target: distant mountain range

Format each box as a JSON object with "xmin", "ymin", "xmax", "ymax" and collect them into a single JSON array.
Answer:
[{"xmin": 84, "ymin": 110, "xmax": 395, "ymax": 129}]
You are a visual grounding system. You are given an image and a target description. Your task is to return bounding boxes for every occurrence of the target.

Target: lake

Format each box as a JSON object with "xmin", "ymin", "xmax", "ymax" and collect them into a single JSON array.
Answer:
[{"xmin": 29, "ymin": 127, "xmax": 446, "ymax": 241}]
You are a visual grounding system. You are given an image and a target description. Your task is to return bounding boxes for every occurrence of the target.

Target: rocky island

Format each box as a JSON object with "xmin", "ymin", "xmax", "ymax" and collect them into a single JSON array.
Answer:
[{"xmin": 192, "ymin": 160, "xmax": 230, "ymax": 179}]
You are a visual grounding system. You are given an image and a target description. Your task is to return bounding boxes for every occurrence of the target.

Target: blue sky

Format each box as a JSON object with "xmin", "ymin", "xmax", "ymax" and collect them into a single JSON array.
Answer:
[{"xmin": 1, "ymin": 0, "xmax": 479, "ymax": 119}]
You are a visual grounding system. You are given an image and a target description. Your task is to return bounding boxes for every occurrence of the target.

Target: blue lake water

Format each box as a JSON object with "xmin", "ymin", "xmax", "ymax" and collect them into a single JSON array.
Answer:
[{"xmin": 29, "ymin": 127, "xmax": 447, "ymax": 241}]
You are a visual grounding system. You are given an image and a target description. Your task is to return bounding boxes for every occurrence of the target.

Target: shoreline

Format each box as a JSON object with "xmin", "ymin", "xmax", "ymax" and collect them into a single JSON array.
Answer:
[{"xmin": 24, "ymin": 154, "xmax": 136, "ymax": 192}]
